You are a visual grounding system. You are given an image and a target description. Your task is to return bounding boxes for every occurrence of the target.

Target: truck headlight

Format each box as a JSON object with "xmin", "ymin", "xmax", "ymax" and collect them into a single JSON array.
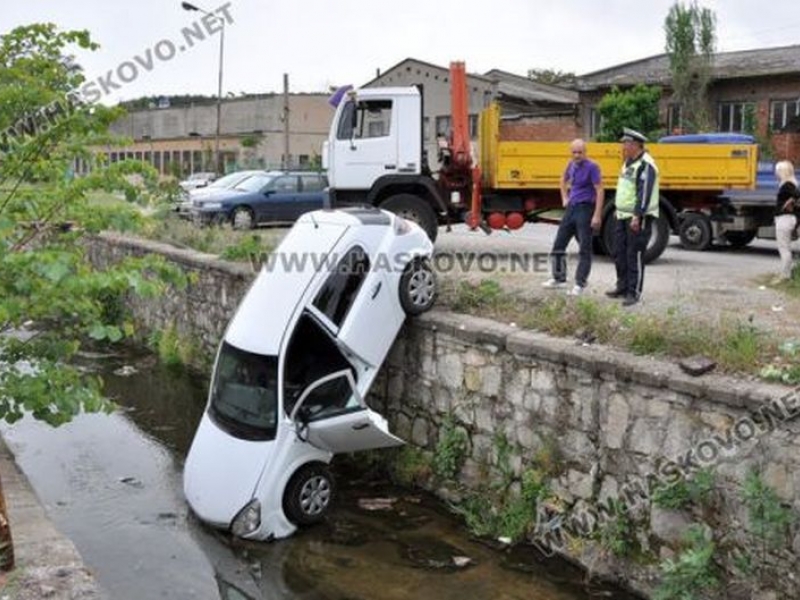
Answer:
[{"xmin": 231, "ymin": 499, "xmax": 261, "ymax": 537}]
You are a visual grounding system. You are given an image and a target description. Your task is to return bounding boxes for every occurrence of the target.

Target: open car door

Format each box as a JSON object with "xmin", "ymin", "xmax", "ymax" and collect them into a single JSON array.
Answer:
[{"xmin": 289, "ymin": 370, "xmax": 403, "ymax": 453}]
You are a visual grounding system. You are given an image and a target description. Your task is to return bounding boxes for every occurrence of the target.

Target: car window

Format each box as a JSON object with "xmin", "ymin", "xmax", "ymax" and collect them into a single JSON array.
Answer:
[
  {"xmin": 209, "ymin": 341, "xmax": 278, "ymax": 441},
  {"xmin": 300, "ymin": 174, "xmax": 326, "ymax": 192},
  {"xmin": 234, "ymin": 173, "xmax": 273, "ymax": 192},
  {"xmin": 283, "ymin": 312, "xmax": 356, "ymax": 420},
  {"xmin": 271, "ymin": 176, "xmax": 297, "ymax": 193},
  {"xmin": 312, "ymin": 246, "xmax": 370, "ymax": 327}
]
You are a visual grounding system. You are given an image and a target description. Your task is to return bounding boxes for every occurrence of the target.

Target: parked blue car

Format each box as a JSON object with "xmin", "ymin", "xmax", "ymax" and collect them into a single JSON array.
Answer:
[{"xmin": 190, "ymin": 171, "xmax": 329, "ymax": 229}]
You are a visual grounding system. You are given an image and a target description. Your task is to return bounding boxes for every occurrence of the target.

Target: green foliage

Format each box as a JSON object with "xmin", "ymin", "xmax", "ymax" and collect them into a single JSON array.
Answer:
[
  {"xmin": 741, "ymin": 471, "xmax": 792, "ymax": 549},
  {"xmin": 652, "ymin": 469, "xmax": 715, "ymax": 510},
  {"xmin": 760, "ymin": 339, "xmax": 800, "ymax": 384},
  {"xmin": 596, "ymin": 84, "xmax": 662, "ymax": 142},
  {"xmin": 0, "ymin": 24, "xmax": 187, "ymax": 426},
  {"xmin": 390, "ymin": 446, "xmax": 433, "ymax": 488},
  {"xmin": 664, "ymin": 1, "xmax": 716, "ymax": 132},
  {"xmin": 451, "ymin": 279, "xmax": 504, "ymax": 311},
  {"xmin": 654, "ymin": 526, "xmax": 718, "ymax": 600},
  {"xmin": 433, "ymin": 415, "xmax": 468, "ymax": 481},
  {"xmin": 595, "ymin": 498, "xmax": 636, "ymax": 557},
  {"xmin": 148, "ymin": 325, "xmax": 196, "ymax": 368},
  {"xmin": 219, "ymin": 233, "xmax": 271, "ymax": 269},
  {"xmin": 526, "ymin": 69, "xmax": 576, "ymax": 85}
]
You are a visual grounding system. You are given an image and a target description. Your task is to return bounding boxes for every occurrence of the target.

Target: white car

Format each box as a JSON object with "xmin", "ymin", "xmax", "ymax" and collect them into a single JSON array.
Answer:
[{"xmin": 183, "ymin": 207, "xmax": 436, "ymax": 541}]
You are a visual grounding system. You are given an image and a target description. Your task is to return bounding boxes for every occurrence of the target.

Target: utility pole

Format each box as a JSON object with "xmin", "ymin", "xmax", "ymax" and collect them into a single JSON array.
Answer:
[{"xmin": 283, "ymin": 73, "xmax": 290, "ymax": 170}]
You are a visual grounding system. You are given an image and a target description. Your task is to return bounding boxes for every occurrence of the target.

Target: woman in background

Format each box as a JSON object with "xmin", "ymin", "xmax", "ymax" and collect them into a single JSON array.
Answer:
[{"xmin": 773, "ymin": 160, "xmax": 800, "ymax": 282}]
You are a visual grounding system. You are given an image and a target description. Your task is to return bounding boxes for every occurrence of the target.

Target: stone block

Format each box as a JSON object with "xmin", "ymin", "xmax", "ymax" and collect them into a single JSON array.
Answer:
[
  {"xmin": 481, "ymin": 365, "xmax": 503, "ymax": 397},
  {"xmin": 650, "ymin": 507, "xmax": 694, "ymax": 546},
  {"xmin": 603, "ymin": 393, "xmax": 630, "ymax": 450},
  {"xmin": 567, "ymin": 469, "xmax": 594, "ymax": 500},
  {"xmin": 627, "ymin": 417, "xmax": 663, "ymax": 456},
  {"xmin": 464, "ymin": 367, "xmax": 482, "ymax": 392},
  {"xmin": 411, "ymin": 417, "xmax": 431, "ymax": 448},
  {"xmin": 437, "ymin": 354, "xmax": 464, "ymax": 389}
]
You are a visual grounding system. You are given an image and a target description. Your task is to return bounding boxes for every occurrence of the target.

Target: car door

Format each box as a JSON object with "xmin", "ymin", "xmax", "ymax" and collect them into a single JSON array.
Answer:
[
  {"xmin": 309, "ymin": 243, "xmax": 402, "ymax": 367},
  {"xmin": 298, "ymin": 173, "xmax": 328, "ymax": 216},
  {"xmin": 282, "ymin": 312, "xmax": 403, "ymax": 453},
  {"xmin": 289, "ymin": 370, "xmax": 403, "ymax": 452},
  {"xmin": 261, "ymin": 175, "xmax": 300, "ymax": 223}
]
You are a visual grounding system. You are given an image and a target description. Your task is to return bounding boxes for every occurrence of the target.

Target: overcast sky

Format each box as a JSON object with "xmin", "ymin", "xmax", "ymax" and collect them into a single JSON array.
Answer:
[{"xmin": 2, "ymin": 0, "xmax": 800, "ymax": 104}]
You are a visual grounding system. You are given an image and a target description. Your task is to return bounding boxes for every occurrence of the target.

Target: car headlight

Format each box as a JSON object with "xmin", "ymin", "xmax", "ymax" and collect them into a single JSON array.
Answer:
[
  {"xmin": 203, "ymin": 202, "xmax": 223, "ymax": 209},
  {"xmin": 231, "ymin": 498, "xmax": 261, "ymax": 537}
]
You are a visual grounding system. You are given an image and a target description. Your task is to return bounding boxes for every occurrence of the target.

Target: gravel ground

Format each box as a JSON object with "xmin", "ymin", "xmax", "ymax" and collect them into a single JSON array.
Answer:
[{"xmin": 433, "ymin": 223, "xmax": 800, "ymax": 343}]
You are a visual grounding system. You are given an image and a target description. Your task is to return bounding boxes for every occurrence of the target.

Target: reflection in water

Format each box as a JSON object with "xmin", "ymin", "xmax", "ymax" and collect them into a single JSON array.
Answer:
[{"xmin": 2, "ymin": 346, "xmax": 642, "ymax": 600}]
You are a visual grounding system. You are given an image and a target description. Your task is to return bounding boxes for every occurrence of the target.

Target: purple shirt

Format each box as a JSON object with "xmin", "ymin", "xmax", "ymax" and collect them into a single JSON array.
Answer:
[{"xmin": 563, "ymin": 159, "xmax": 601, "ymax": 205}]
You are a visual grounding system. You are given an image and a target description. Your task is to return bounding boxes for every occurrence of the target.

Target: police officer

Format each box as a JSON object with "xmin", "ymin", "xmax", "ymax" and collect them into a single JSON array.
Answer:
[{"xmin": 605, "ymin": 128, "xmax": 659, "ymax": 306}]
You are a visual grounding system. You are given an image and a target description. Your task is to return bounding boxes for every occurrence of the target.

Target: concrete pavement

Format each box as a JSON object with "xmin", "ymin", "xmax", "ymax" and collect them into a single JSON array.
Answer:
[{"xmin": 0, "ymin": 436, "xmax": 106, "ymax": 599}]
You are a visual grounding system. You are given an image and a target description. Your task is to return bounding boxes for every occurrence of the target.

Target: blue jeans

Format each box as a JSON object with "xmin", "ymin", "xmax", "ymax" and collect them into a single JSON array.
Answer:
[{"xmin": 549, "ymin": 203, "xmax": 594, "ymax": 287}]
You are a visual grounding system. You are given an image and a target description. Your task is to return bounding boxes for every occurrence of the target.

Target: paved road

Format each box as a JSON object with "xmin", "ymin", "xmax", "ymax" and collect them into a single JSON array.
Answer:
[{"xmin": 434, "ymin": 223, "xmax": 800, "ymax": 339}]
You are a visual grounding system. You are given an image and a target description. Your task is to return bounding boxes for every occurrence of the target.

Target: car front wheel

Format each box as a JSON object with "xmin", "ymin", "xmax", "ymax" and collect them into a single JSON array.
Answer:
[
  {"xmin": 232, "ymin": 206, "xmax": 255, "ymax": 230},
  {"xmin": 282, "ymin": 463, "xmax": 335, "ymax": 526},
  {"xmin": 399, "ymin": 257, "xmax": 436, "ymax": 315}
]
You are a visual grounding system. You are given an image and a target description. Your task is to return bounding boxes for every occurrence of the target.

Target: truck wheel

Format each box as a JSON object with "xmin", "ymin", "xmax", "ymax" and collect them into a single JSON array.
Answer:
[
  {"xmin": 380, "ymin": 194, "xmax": 438, "ymax": 242},
  {"xmin": 724, "ymin": 230, "xmax": 756, "ymax": 248},
  {"xmin": 600, "ymin": 212, "xmax": 670, "ymax": 264},
  {"xmin": 399, "ymin": 257, "xmax": 437, "ymax": 315},
  {"xmin": 282, "ymin": 463, "xmax": 335, "ymax": 526},
  {"xmin": 679, "ymin": 213, "xmax": 712, "ymax": 251}
]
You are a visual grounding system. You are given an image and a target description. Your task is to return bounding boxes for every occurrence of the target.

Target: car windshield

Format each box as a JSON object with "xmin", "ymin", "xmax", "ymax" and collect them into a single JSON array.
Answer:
[
  {"xmin": 233, "ymin": 173, "xmax": 274, "ymax": 193},
  {"xmin": 208, "ymin": 171, "xmax": 258, "ymax": 189},
  {"xmin": 209, "ymin": 341, "xmax": 279, "ymax": 441}
]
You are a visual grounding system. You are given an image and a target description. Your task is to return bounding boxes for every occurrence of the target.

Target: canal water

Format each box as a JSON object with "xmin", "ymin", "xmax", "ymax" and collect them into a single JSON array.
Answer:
[{"xmin": 1, "ymin": 347, "xmax": 641, "ymax": 600}]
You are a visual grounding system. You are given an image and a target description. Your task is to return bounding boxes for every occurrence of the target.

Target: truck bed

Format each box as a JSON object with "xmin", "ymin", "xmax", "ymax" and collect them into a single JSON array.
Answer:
[{"xmin": 479, "ymin": 104, "xmax": 759, "ymax": 193}]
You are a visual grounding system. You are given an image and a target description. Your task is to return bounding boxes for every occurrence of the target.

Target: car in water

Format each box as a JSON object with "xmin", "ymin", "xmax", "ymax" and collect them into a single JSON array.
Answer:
[
  {"xmin": 189, "ymin": 171, "xmax": 329, "ymax": 229},
  {"xmin": 183, "ymin": 207, "xmax": 437, "ymax": 541}
]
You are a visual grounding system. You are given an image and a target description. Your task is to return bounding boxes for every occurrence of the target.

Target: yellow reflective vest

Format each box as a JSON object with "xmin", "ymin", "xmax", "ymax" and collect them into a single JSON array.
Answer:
[{"xmin": 615, "ymin": 152, "xmax": 659, "ymax": 219}]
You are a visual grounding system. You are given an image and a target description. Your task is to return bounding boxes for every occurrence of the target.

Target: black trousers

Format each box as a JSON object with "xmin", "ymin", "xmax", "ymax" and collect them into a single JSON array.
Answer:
[{"xmin": 613, "ymin": 216, "xmax": 652, "ymax": 299}]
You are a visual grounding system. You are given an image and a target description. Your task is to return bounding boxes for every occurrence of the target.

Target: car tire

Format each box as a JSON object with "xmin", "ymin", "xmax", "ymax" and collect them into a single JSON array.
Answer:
[
  {"xmin": 399, "ymin": 257, "xmax": 436, "ymax": 316},
  {"xmin": 380, "ymin": 194, "xmax": 439, "ymax": 243},
  {"xmin": 282, "ymin": 463, "xmax": 335, "ymax": 526},
  {"xmin": 232, "ymin": 206, "xmax": 255, "ymax": 230}
]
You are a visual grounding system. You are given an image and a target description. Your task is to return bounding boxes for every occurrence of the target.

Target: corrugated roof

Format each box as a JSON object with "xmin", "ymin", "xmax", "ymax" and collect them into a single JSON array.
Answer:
[{"xmin": 577, "ymin": 44, "xmax": 800, "ymax": 90}]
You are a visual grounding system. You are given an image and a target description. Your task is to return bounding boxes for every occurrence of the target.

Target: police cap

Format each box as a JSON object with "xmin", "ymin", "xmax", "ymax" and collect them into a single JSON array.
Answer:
[{"xmin": 619, "ymin": 127, "xmax": 648, "ymax": 144}]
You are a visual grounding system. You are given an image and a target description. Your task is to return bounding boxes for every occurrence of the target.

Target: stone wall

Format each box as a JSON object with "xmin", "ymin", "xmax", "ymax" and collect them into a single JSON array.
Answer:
[{"xmin": 90, "ymin": 233, "xmax": 800, "ymax": 599}]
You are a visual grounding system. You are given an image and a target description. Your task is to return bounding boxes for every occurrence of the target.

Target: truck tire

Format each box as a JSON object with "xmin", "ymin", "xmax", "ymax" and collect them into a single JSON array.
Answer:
[
  {"xmin": 678, "ymin": 213, "xmax": 712, "ymax": 251},
  {"xmin": 380, "ymin": 194, "xmax": 438, "ymax": 242},
  {"xmin": 600, "ymin": 211, "xmax": 670, "ymax": 264},
  {"xmin": 724, "ymin": 230, "xmax": 756, "ymax": 248}
]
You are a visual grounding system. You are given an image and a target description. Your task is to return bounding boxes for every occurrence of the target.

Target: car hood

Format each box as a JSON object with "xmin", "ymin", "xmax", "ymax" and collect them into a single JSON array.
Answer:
[
  {"xmin": 183, "ymin": 413, "xmax": 274, "ymax": 527},
  {"xmin": 193, "ymin": 188, "xmax": 251, "ymax": 203}
]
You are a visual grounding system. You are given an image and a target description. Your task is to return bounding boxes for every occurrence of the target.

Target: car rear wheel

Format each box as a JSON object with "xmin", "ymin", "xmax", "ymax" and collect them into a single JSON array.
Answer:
[
  {"xmin": 380, "ymin": 194, "xmax": 439, "ymax": 242},
  {"xmin": 282, "ymin": 463, "xmax": 335, "ymax": 526},
  {"xmin": 232, "ymin": 206, "xmax": 255, "ymax": 230},
  {"xmin": 399, "ymin": 257, "xmax": 436, "ymax": 315}
]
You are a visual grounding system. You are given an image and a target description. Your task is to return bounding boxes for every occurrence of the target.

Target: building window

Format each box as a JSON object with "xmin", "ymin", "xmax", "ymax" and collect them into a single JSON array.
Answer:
[
  {"xmin": 589, "ymin": 108, "xmax": 602, "ymax": 139},
  {"xmin": 469, "ymin": 114, "xmax": 478, "ymax": 140},
  {"xmin": 770, "ymin": 99, "xmax": 800, "ymax": 131},
  {"xmin": 718, "ymin": 102, "xmax": 754, "ymax": 133},
  {"xmin": 423, "ymin": 117, "xmax": 431, "ymax": 141},
  {"xmin": 298, "ymin": 154, "xmax": 309, "ymax": 167},
  {"xmin": 667, "ymin": 104, "xmax": 683, "ymax": 134},
  {"xmin": 435, "ymin": 116, "xmax": 451, "ymax": 138}
]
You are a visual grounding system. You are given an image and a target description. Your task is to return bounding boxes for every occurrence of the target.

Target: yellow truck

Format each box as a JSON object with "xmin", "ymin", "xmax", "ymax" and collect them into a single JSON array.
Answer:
[{"xmin": 323, "ymin": 65, "xmax": 774, "ymax": 262}]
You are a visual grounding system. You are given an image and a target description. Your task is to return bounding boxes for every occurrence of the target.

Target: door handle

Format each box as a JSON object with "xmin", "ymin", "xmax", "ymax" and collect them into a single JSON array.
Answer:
[
  {"xmin": 352, "ymin": 422, "xmax": 370, "ymax": 431},
  {"xmin": 371, "ymin": 281, "xmax": 382, "ymax": 299},
  {"xmin": 384, "ymin": 164, "xmax": 396, "ymax": 170}
]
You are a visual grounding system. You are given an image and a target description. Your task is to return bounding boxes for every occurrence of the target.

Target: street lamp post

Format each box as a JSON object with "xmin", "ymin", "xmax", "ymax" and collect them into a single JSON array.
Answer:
[{"xmin": 181, "ymin": 2, "xmax": 224, "ymax": 175}]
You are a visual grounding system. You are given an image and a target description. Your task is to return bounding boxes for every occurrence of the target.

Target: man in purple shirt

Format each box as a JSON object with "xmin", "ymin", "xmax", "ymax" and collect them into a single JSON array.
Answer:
[{"xmin": 542, "ymin": 139, "xmax": 605, "ymax": 295}]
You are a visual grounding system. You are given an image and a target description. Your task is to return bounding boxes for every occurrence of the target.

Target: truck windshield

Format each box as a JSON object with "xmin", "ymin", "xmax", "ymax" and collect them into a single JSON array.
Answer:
[{"xmin": 209, "ymin": 341, "xmax": 279, "ymax": 441}]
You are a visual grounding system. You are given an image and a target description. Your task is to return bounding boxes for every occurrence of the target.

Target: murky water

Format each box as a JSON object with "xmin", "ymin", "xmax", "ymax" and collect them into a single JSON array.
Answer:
[{"xmin": 1, "ymin": 347, "xmax": 641, "ymax": 600}]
